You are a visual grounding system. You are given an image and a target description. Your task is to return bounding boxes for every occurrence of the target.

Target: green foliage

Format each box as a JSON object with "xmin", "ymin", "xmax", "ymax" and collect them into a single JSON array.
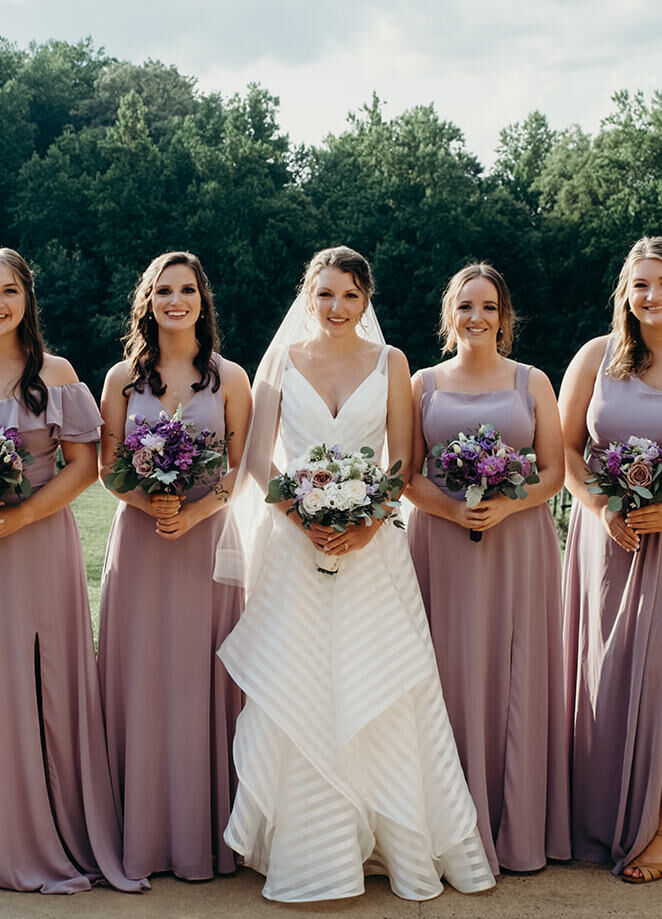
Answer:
[{"xmin": 2, "ymin": 38, "xmax": 661, "ymax": 394}]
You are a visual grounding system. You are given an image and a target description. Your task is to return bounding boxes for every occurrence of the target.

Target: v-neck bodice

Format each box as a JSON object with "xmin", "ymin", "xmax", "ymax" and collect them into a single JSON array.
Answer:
[{"xmin": 280, "ymin": 347, "xmax": 389, "ymax": 462}]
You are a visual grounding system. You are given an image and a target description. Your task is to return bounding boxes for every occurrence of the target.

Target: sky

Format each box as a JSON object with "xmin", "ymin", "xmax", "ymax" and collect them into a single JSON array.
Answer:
[{"xmin": 2, "ymin": 0, "xmax": 661, "ymax": 167}]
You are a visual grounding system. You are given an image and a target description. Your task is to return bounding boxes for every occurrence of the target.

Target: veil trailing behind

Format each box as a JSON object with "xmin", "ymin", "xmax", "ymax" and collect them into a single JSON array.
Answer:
[{"xmin": 213, "ymin": 292, "xmax": 385, "ymax": 589}]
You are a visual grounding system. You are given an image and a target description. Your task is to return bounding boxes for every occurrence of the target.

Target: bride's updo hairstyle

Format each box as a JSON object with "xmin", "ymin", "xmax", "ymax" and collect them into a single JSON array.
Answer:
[
  {"xmin": 439, "ymin": 262, "xmax": 517, "ymax": 356},
  {"xmin": 606, "ymin": 236, "xmax": 662, "ymax": 380},
  {"xmin": 122, "ymin": 250, "xmax": 221, "ymax": 398},
  {"xmin": 0, "ymin": 247, "xmax": 48, "ymax": 415},
  {"xmin": 301, "ymin": 246, "xmax": 375, "ymax": 312}
]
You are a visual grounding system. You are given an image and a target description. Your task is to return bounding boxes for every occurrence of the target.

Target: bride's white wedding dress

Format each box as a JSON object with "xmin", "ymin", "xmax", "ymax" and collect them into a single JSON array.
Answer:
[{"xmin": 218, "ymin": 347, "xmax": 495, "ymax": 901}]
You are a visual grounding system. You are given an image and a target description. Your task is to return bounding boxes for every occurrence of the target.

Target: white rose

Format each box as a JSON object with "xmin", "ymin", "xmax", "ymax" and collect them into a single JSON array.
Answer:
[
  {"xmin": 343, "ymin": 479, "xmax": 367, "ymax": 504},
  {"xmin": 302, "ymin": 488, "xmax": 325, "ymax": 514}
]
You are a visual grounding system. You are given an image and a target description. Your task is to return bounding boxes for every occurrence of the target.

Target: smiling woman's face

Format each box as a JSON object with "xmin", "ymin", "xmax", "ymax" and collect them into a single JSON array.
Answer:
[
  {"xmin": 628, "ymin": 258, "xmax": 662, "ymax": 330},
  {"xmin": 0, "ymin": 263, "xmax": 26, "ymax": 341},
  {"xmin": 151, "ymin": 264, "xmax": 202, "ymax": 332},
  {"xmin": 311, "ymin": 266, "xmax": 366, "ymax": 337},
  {"xmin": 452, "ymin": 276, "xmax": 500, "ymax": 349}
]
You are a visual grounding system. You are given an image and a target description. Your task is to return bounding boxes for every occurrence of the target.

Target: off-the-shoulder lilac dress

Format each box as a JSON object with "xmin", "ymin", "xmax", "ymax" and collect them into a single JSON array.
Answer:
[
  {"xmin": 407, "ymin": 364, "xmax": 570, "ymax": 875},
  {"xmin": 0, "ymin": 383, "xmax": 146, "ymax": 893},
  {"xmin": 563, "ymin": 338, "xmax": 662, "ymax": 873},
  {"xmin": 98, "ymin": 356, "xmax": 243, "ymax": 880}
]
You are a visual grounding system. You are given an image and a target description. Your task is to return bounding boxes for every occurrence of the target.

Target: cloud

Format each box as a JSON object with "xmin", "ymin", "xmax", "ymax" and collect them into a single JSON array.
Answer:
[{"xmin": 2, "ymin": 0, "xmax": 661, "ymax": 166}]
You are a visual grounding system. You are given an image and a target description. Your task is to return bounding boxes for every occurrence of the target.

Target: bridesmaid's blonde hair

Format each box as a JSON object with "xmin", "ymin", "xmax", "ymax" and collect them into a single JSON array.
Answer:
[
  {"xmin": 606, "ymin": 236, "xmax": 662, "ymax": 379},
  {"xmin": 439, "ymin": 263, "xmax": 517, "ymax": 356}
]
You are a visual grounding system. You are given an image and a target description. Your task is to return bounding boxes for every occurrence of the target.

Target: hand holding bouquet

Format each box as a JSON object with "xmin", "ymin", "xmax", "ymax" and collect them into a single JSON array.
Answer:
[
  {"xmin": 266, "ymin": 443, "xmax": 404, "ymax": 574},
  {"xmin": 104, "ymin": 404, "xmax": 227, "ymax": 496},
  {"xmin": 0, "ymin": 426, "xmax": 34, "ymax": 499},
  {"xmin": 430, "ymin": 423, "xmax": 539, "ymax": 542},
  {"xmin": 586, "ymin": 436, "xmax": 662, "ymax": 513}
]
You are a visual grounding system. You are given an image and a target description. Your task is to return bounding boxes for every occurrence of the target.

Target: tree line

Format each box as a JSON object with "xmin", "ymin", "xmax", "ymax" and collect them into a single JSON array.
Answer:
[{"xmin": 2, "ymin": 36, "xmax": 662, "ymax": 395}]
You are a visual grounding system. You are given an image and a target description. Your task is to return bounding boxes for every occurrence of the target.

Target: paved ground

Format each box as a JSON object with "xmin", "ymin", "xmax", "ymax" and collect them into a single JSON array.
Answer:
[{"xmin": 1, "ymin": 860, "xmax": 661, "ymax": 919}]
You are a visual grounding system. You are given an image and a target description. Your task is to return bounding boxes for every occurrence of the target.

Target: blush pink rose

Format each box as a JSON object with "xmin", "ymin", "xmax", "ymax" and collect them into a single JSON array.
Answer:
[
  {"xmin": 625, "ymin": 459, "xmax": 653, "ymax": 490},
  {"xmin": 132, "ymin": 446, "xmax": 154, "ymax": 476},
  {"xmin": 312, "ymin": 469, "xmax": 333, "ymax": 487}
]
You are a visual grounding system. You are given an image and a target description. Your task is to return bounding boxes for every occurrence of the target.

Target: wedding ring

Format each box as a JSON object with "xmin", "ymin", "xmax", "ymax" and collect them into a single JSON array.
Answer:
[{"xmin": 344, "ymin": 542, "xmax": 349, "ymax": 551}]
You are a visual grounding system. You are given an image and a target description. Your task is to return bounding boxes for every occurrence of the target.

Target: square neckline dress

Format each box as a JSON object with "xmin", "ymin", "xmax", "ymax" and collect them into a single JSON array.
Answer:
[{"xmin": 407, "ymin": 362, "xmax": 571, "ymax": 875}]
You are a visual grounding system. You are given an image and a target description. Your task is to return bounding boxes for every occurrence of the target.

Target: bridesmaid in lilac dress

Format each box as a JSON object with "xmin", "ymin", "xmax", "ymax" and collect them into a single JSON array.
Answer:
[
  {"xmin": 560, "ymin": 237, "xmax": 662, "ymax": 883},
  {"xmin": 407, "ymin": 263, "xmax": 570, "ymax": 875},
  {"xmin": 98, "ymin": 251, "xmax": 251, "ymax": 880},
  {"xmin": 0, "ymin": 248, "xmax": 145, "ymax": 893}
]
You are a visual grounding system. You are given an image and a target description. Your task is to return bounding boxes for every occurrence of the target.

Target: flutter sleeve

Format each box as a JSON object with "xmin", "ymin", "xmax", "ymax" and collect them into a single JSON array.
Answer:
[{"xmin": 45, "ymin": 382, "xmax": 103, "ymax": 443}]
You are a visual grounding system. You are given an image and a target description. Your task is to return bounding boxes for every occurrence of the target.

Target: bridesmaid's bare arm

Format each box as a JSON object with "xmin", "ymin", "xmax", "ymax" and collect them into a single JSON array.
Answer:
[
  {"xmin": 559, "ymin": 335, "xmax": 639, "ymax": 551},
  {"xmin": 0, "ymin": 356, "xmax": 97, "ymax": 539}
]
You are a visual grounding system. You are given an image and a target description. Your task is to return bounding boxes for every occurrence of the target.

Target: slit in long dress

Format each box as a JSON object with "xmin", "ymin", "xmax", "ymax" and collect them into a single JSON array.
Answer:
[{"xmin": 34, "ymin": 632, "xmax": 84, "ymax": 874}]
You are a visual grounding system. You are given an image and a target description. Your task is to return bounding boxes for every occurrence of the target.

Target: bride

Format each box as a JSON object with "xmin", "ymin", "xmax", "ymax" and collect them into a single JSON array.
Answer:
[{"xmin": 215, "ymin": 246, "xmax": 495, "ymax": 901}]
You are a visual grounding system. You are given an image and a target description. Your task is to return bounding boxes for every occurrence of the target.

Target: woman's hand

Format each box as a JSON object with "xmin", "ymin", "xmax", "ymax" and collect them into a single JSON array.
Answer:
[
  {"xmin": 600, "ymin": 506, "xmax": 640, "ymax": 551},
  {"xmin": 155, "ymin": 501, "xmax": 200, "ymax": 540},
  {"xmin": 626, "ymin": 504, "xmax": 662, "ymax": 536},
  {"xmin": 322, "ymin": 519, "xmax": 382, "ymax": 556},
  {"xmin": 0, "ymin": 502, "xmax": 29, "ymax": 539},
  {"xmin": 451, "ymin": 494, "xmax": 514, "ymax": 532},
  {"xmin": 147, "ymin": 493, "xmax": 182, "ymax": 520}
]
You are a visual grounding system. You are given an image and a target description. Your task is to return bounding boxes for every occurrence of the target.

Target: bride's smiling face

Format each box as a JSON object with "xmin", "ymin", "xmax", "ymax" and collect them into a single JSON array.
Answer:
[{"xmin": 311, "ymin": 267, "xmax": 366, "ymax": 337}]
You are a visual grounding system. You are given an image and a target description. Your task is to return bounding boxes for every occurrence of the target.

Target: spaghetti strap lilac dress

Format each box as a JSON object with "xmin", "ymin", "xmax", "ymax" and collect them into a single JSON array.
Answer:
[
  {"xmin": 563, "ymin": 337, "xmax": 662, "ymax": 873},
  {"xmin": 0, "ymin": 383, "xmax": 146, "ymax": 893},
  {"xmin": 408, "ymin": 363, "xmax": 570, "ymax": 875},
  {"xmin": 98, "ymin": 355, "xmax": 243, "ymax": 880}
]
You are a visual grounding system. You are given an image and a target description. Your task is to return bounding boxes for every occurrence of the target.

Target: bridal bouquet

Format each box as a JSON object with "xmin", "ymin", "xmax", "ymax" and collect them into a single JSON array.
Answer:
[
  {"xmin": 586, "ymin": 436, "xmax": 662, "ymax": 512},
  {"xmin": 430, "ymin": 423, "xmax": 539, "ymax": 542},
  {"xmin": 104, "ymin": 404, "xmax": 227, "ymax": 495},
  {"xmin": 266, "ymin": 443, "xmax": 405, "ymax": 574},
  {"xmin": 0, "ymin": 425, "xmax": 34, "ymax": 498}
]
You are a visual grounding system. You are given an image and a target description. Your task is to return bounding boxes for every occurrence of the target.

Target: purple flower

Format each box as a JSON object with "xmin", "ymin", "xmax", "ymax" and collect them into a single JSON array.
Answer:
[
  {"xmin": 0, "ymin": 426, "xmax": 22, "ymax": 449},
  {"xmin": 477, "ymin": 455, "xmax": 507, "ymax": 484},
  {"xmin": 441, "ymin": 452, "xmax": 461, "ymax": 470},
  {"xmin": 518, "ymin": 455, "xmax": 532, "ymax": 477},
  {"xmin": 605, "ymin": 447, "xmax": 623, "ymax": 477}
]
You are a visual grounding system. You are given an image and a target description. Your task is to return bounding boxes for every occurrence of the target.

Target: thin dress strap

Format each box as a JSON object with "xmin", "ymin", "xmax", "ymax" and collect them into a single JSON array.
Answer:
[
  {"xmin": 375, "ymin": 344, "xmax": 391, "ymax": 373},
  {"xmin": 420, "ymin": 368, "xmax": 437, "ymax": 393},
  {"xmin": 514, "ymin": 363, "xmax": 531, "ymax": 392}
]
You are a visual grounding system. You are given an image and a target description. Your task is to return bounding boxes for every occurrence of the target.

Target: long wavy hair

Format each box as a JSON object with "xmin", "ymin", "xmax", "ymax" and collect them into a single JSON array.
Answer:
[
  {"xmin": 606, "ymin": 236, "xmax": 662, "ymax": 379},
  {"xmin": 122, "ymin": 251, "xmax": 221, "ymax": 398},
  {"xmin": 300, "ymin": 246, "xmax": 375, "ymax": 309},
  {"xmin": 0, "ymin": 248, "xmax": 48, "ymax": 415},
  {"xmin": 439, "ymin": 262, "xmax": 518, "ymax": 356}
]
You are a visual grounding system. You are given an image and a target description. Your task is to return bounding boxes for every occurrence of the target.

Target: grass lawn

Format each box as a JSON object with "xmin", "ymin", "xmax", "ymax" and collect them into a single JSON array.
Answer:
[{"xmin": 71, "ymin": 481, "xmax": 118, "ymax": 640}]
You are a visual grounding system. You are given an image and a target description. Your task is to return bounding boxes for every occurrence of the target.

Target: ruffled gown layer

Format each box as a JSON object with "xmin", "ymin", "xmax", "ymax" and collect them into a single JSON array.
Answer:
[
  {"xmin": 408, "ymin": 364, "xmax": 570, "ymax": 875},
  {"xmin": 0, "ymin": 384, "xmax": 145, "ymax": 894},
  {"xmin": 563, "ymin": 340, "xmax": 662, "ymax": 872},
  {"xmin": 98, "ymin": 360, "xmax": 243, "ymax": 880},
  {"xmin": 219, "ymin": 349, "xmax": 495, "ymax": 901}
]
